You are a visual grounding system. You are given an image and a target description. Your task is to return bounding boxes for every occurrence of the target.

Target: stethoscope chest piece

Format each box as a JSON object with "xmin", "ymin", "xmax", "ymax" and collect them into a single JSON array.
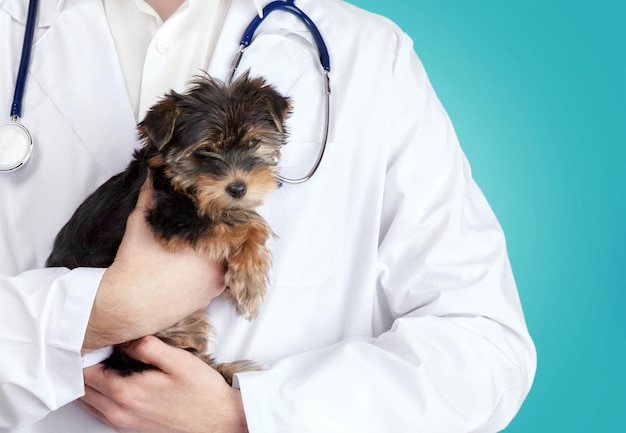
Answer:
[{"xmin": 0, "ymin": 120, "xmax": 33, "ymax": 172}]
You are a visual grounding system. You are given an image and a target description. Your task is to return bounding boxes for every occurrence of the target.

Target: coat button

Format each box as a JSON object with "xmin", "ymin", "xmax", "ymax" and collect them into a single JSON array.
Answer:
[{"xmin": 155, "ymin": 41, "xmax": 170, "ymax": 55}]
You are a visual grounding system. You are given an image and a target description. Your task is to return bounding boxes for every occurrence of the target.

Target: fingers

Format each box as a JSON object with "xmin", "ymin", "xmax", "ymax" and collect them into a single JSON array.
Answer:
[
  {"xmin": 83, "ymin": 363, "xmax": 121, "ymax": 396},
  {"xmin": 82, "ymin": 362, "xmax": 152, "ymax": 430},
  {"xmin": 121, "ymin": 336, "xmax": 190, "ymax": 375},
  {"xmin": 81, "ymin": 365, "xmax": 126, "ymax": 428},
  {"xmin": 79, "ymin": 345, "xmax": 240, "ymax": 433},
  {"xmin": 135, "ymin": 174, "xmax": 155, "ymax": 211},
  {"xmin": 78, "ymin": 390, "xmax": 111, "ymax": 426},
  {"xmin": 81, "ymin": 380, "xmax": 139, "ymax": 432},
  {"xmin": 125, "ymin": 177, "xmax": 154, "ymax": 236}
]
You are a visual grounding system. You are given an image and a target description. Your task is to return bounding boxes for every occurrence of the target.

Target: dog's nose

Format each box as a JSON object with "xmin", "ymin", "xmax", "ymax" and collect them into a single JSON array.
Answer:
[{"xmin": 226, "ymin": 181, "xmax": 247, "ymax": 199}]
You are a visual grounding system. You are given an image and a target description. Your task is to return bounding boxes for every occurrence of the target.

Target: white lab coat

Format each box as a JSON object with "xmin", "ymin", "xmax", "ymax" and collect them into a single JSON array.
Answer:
[{"xmin": 0, "ymin": 0, "xmax": 536, "ymax": 432}]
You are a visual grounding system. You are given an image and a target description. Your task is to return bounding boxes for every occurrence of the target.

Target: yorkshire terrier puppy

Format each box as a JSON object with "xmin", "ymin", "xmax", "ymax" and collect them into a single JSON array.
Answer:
[{"xmin": 46, "ymin": 73, "xmax": 290, "ymax": 384}]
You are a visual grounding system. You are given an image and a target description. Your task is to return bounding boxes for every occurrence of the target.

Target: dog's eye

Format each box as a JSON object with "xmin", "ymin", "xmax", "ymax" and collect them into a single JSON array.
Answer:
[
  {"xmin": 193, "ymin": 150, "xmax": 222, "ymax": 160},
  {"xmin": 248, "ymin": 138, "xmax": 261, "ymax": 148}
]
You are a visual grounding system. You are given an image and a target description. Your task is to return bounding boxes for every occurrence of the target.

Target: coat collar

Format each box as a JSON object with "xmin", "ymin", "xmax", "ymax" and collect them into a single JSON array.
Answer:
[
  {"xmin": 1, "ymin": 0, "xmax": 66, "ymax": 27},
  {"xmin": 252, "ymin": 0, "xmax": 263, "ymax": 17}
]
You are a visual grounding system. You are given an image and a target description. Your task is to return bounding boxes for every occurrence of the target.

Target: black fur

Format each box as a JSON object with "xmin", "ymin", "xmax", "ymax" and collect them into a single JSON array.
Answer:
[
  {"xmin": 45, "ymin": 149, "xmax": 202, "ymax": 375},
  {"xmin": 46, "ymin": 74, "xmax": 290, "ymax": 376},
  {"xmin": 45, "ymin": 156, "xmax": 146, "ymax": 269}
]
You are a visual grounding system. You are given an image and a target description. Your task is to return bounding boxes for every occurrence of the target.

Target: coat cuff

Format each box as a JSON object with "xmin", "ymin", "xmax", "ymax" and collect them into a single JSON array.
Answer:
[
  {"xmin": 49, "ymin": 268, "xmax": 105, "ymax": 403},
  {"xmin": 233, "ymin": 369, "xmax": 279, "ymax": 431}
]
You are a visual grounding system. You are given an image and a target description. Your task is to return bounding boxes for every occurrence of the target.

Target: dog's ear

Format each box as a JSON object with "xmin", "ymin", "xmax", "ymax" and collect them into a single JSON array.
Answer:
[
  {"xmin": 262, "ymin": 88, "xmax": 292, "ymax": 133},
  {"xmin": 232, "ymin": 72, "xmax": 291, "ymax": 133},
  {"xmin": 138, "ymin": 96, "xmax": 181, "ymax": 150}
]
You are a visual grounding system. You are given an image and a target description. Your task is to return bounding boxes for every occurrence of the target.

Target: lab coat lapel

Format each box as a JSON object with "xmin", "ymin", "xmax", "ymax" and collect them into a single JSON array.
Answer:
[
  {"xmin": 20, "ymin": 0, "xmax": 136, "ymax": 170},
  {"xmin": 1, "ymin": 0, "xmax": 64, "ymax": 27}
]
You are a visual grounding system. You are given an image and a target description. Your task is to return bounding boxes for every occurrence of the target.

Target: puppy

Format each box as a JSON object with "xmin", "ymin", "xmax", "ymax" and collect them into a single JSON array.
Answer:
[{"xmin": 46, "ymin": 73, "xmax": 290, "ymax": 384}]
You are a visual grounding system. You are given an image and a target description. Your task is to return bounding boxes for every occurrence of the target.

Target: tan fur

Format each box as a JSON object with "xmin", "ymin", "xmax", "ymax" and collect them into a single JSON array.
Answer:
[
  {"xmin": 154, "ymin": 310, "xmax": 259, "ymax": 385},
  {"xmin": 135, "ymin": 74, "xmax": 291, "ymax": 383}
]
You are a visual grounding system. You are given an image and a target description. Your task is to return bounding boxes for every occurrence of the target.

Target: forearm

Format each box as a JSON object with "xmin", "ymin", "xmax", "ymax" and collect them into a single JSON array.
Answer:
[
  {"xmin": 82, "ymin": 262, "xmax": 172, "ymax": 352},
  {"xmin": 217, "ymin": 387, "xmax": 249, "ymax": 433},
  {"xmin": 0, "ymin": 267, "xmax": 103, "ymax": 428},
  {"xmin": 235, "ymin": 30, "xmax": 536, "ymax": 432},
  {"xmin": 236, "ymin": 317, "xmax": 533, "ymax": 433},
  {"xmin": 83, "ymin": 181, "xmax": 227, "ymax": 352}
]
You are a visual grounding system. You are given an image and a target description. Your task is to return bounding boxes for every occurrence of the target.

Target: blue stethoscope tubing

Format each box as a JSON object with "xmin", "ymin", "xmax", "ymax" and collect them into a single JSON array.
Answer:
[
  {"xmin": 0, "ymin": 0, "xmax": 38, "ymax": 172},
  {"xmin": 12, "ymin": 0, "xmax": 39, "ymax": 120},
  {"xmin": 228, "ymin": 0, "xmax": 331, "ymax": 185}
]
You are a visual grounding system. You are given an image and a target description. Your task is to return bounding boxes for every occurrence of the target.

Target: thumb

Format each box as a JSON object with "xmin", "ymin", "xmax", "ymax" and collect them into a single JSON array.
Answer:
[
  {"xmin": 135, "ymin": 174, "xmax": 155, "ymax": 211},
  {"xmin": 122, "ymin": 335, "xmax": 187, "ymax": 374}
]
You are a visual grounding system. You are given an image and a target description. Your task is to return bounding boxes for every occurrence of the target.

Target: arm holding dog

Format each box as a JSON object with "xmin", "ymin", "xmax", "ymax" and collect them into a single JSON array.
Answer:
[
  {"xmin": 83, "ymin": 179, "xmax": 226, "ymax": 352},
  {"xmin": 44, "ymin": 156, "xmax": 226, "ymax": 352},
  {"xmin": 0, "ymin": 180, "xmax": 225, "ymax": 428}
]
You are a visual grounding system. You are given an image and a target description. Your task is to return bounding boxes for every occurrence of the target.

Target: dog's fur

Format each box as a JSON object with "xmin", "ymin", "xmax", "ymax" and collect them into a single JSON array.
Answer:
[{"xmin": 46, "ymin": 74, "xmax": 290, "ymax": 384}]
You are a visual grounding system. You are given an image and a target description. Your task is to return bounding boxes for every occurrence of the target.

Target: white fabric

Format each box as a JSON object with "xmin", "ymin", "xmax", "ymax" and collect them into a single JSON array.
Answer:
[
  {"xmin": 0, "ymin": 0, "xmax": 536, "ymax": 432},
  {"xmin": 103, "ymin": 0, "xmax": 229, "ymax": 121}
]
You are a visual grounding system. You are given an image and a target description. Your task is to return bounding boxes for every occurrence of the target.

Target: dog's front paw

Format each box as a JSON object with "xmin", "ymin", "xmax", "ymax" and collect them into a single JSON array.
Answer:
[
  {"xmin": 202, "ymin": 358, "xmax": 262, "ymax": 386},
  {"xmin": 225, "ymin": 263, "xmax": 268, "ymax": 320},
  {"xmin": 223, "ymin": 217, "xmax": 273, "ymax": 320}
]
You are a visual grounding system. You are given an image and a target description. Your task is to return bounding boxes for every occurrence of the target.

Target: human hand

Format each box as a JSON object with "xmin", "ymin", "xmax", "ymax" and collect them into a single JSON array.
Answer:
[
  {"xmin": 83, "ymin": 178, "xmax": 226, "ymax": 351},
  {"xmin": 80, "ymin": 336, "xmax": 248, "ymax": 433}
]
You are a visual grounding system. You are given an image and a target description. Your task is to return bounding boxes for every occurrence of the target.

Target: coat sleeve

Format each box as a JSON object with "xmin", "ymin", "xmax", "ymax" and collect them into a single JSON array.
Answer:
[
  {"xmin": 235, "ymin": 32, "xmax": 536, "ymax": 433},
  {"xmin": 0, "ymin": 267, "xmax": 104, "ymax": 428}
]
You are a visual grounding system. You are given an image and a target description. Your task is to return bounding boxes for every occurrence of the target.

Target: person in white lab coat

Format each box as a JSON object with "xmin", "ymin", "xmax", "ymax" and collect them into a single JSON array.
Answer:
[{"xmin": 0, "ymin": 0, "xmax": 537, "ymax": 432}]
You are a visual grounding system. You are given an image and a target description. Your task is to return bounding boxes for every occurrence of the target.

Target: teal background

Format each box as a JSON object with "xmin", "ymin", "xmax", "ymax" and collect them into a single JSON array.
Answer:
[{"xmin": 347, "ymin": 0, "xmax": 625, "ymax": 431}]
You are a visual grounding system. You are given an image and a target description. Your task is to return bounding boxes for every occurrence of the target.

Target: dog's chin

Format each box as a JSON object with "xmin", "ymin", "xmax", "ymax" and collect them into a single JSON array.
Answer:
[
  {"xmin": 195, "ymin": 198, "xmax": 265, "ymax": 217},
  {"xmin": 227, "ymin": 197, "xmax": 268, "ymax": 211}
]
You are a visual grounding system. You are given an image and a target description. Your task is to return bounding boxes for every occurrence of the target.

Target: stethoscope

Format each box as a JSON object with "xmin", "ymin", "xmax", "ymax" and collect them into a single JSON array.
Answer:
[
  {"xmin": 0, "ymin": 0, "xmax": 38, "ymax": 172},
  {"xmin": 0, "ymin": 0, "xmax": 331, "ymax": 184},
  {"xmin": 228, "ymin": 0, "xmax": 331, "ymax": 184}
]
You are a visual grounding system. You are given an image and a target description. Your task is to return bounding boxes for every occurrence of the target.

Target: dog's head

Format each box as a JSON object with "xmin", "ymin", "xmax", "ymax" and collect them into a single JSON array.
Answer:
[{"xmin": 139, "ymin": 73, "xmax": 291, "ymax": 214}]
